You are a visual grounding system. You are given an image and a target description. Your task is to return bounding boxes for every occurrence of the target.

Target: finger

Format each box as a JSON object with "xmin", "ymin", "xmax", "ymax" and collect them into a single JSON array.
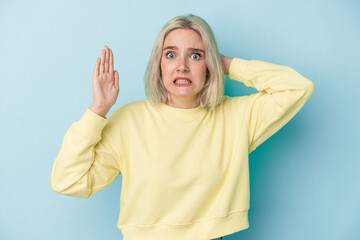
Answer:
[
  {"xmin": 105, "ymin": 45, "xmax": 109, "ymax": 73},
  {"xmin": 109, "ymin": 48, "xmax": 114, "ymax": 73},
  {"xmin": 94, "ymin": 57, "xmax": 100, "ymax": 77},
  {"xmin": 100, "ymin": 49, "xmax": 105, "ymax": 73},
  {"xmin": 114, "ymin": 71, "xmax": 119, "ymax": 89}
]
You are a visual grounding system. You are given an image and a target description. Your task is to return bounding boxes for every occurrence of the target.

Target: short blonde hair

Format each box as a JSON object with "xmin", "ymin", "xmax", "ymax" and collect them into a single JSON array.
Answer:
[{"xmin": 144, "ymin": 14, "xmax": 225, "ymax": 111}]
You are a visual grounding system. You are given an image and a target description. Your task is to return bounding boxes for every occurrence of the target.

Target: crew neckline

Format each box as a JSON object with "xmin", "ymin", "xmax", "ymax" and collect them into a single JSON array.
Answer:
[
  {"xmin": 159, "ymin": 102, "xmax": 203, "ymax": 112},
  {"xmin": 148, "ymin": 100, "xmax": 208, "ymax": 122}
]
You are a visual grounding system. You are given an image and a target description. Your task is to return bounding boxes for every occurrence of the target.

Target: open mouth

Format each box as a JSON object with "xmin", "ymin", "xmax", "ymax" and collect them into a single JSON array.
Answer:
[
  {"xmin": 173, "ymin": 79, "xmax": 192, "ymax": 86},
  {"xmin": 174, "ymin": 79, "xmax": 192, "ymax": 84}
]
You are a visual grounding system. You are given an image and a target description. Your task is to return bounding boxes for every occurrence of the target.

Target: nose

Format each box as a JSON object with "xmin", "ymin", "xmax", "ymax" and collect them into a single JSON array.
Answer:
[{"xmin": 177, "ymin": 56, "xmax": 189, "ymax": 72}]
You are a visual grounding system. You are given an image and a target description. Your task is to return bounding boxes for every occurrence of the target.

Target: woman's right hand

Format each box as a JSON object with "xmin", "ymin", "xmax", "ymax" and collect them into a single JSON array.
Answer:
[{"xmin": 90, "ymin": 45, "xmax": 120, "ymax": 118}]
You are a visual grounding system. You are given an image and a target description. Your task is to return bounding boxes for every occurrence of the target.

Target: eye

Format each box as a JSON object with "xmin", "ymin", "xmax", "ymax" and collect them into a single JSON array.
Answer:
[
  {"xmin": 191, "ymin": 53, "xmax": 202, "ymax": 60},
  {"xmin": 165, "ymin": 52, "xmax": 176, "ymax": 59}
]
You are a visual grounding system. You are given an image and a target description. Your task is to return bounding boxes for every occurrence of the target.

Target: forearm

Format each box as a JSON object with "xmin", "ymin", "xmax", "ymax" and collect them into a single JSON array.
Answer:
[{"xmin": 220, "ymin": 54, "xmax": 233, "ymax": 75}]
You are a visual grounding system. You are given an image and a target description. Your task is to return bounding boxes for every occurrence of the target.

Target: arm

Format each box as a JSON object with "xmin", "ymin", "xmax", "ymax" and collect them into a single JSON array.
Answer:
[
  {"xmin": 50, "ymin": 108, "xmax": 123, "ymax": 198},
  {"xmin": 228, "ymin": 57, "xmax": 315, "ymax": 154},
  {"xmin": 220, "ymin": 54, "xmax": 233, "ymax": 75}
]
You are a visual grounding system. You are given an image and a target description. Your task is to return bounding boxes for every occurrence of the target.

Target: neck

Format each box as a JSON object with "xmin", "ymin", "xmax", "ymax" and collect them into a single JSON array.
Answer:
[{"xmin": 165, "ymin": 96, "xmax": 199, "ymax": 109}]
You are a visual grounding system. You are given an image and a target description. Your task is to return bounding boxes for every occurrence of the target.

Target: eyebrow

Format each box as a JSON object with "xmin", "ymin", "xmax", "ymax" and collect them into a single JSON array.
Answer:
[{"xmin": 162, "ymin": 46, "xmax": 205, "ymax": 53}]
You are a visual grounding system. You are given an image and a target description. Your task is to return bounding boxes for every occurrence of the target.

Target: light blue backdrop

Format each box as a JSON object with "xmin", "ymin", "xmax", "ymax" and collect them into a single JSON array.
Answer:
[{"xmin": 0, "ymin": 0, "xmax": 359, "ymax": 239}]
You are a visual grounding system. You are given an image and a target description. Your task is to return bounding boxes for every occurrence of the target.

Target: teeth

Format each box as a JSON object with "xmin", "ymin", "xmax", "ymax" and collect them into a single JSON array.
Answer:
[{"xmin": 175, "ymin": 79, "xmax": 191, "ymax": 83}]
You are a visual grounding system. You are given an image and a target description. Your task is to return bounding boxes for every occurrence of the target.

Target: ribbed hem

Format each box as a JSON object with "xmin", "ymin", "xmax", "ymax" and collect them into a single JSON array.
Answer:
[{"xmin": 118, "ymin": 210, "xmax": 249, "ymax": 240}]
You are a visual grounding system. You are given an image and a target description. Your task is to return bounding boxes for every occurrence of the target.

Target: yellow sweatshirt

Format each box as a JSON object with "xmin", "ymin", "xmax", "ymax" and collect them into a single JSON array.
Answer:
[{"xmin": 50, "ymin": 57, "xmax": 315, "ymax": 240}]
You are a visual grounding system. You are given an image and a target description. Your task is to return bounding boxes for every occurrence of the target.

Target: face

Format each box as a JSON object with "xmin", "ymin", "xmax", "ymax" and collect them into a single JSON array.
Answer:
[{"xmin": 160, "ymin": 28, "xmax": 208, "ymax": 106}]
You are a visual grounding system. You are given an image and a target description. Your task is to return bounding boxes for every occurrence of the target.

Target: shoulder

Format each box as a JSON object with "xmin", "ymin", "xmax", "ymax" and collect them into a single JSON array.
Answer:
[
  {"xmin": 105, "ymin": 100, "xmax": 146, "ymax": 126},
  {"xmin": 112, "ymin": 99, "xmax": 147, "ymax": 114},
  {"xmin": 220, "ymin": 95, "xmax": 249, "ymax": 109}
]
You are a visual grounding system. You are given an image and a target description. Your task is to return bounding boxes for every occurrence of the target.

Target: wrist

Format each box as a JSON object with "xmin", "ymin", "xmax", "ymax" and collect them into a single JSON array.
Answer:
[
  {"xmin": 221, "ymin": 55, "xmax": 233, "ymax": 75},
  {"xmin": 89, "ymin": 104, "xmax": 109, "ymax": 118}
]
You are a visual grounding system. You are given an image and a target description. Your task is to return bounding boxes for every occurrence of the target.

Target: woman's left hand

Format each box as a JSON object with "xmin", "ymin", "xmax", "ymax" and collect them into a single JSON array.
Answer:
[{"xmin": 220, "ymin": 54, "xmax": 233, "ymax": 75}]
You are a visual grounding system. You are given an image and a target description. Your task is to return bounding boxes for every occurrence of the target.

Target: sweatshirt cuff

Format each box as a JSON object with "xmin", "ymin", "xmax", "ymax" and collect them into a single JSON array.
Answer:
[
  {"xmin": 228, "ymin": 57, "xmax": 250, "ymax": 83},
  {"xmin": 75, "ymin": 108, "xmax": 109, "ymax": 138}
]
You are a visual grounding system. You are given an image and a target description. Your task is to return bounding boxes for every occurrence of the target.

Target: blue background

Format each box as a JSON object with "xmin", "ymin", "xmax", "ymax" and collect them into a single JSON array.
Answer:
[{"xmin": 0, "ymin": 0, "xmax": 359, "ymax": 239}]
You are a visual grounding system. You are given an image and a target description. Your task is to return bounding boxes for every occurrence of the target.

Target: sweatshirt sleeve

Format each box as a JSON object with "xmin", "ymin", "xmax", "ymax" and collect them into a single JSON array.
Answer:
[
  {"xmin": 228, "ymin": 57, "xmax": 315, "ymax": 154},
  {"xmin": 50, "ymin": 107, "xmax": 122, "ymax": 199}
]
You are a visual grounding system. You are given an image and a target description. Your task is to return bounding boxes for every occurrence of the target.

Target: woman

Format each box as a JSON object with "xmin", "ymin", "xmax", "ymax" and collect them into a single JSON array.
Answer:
[{"xmin": 50, "ymin": 14, "xmax": 315, "ymax": 240}]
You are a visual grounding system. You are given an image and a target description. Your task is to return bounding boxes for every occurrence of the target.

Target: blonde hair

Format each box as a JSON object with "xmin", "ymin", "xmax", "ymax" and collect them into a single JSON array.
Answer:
[{"xmin": 144, "ymin": 14, "xmax": 225, "ymax": 111}]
